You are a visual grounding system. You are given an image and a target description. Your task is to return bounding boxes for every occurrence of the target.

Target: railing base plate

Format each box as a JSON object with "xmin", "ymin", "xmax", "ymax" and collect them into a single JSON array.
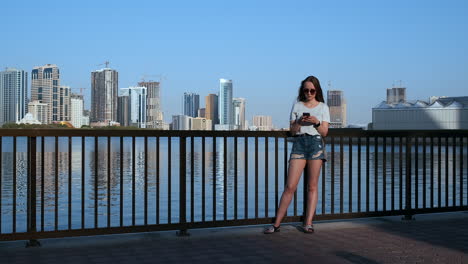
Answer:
[
  {"xmin": 176, "ymin": 230, "xmax": 191, "ymax": 237},
  {"xmin": 26, "ymin": 239, "xmax": 41, "ymax": 248}
]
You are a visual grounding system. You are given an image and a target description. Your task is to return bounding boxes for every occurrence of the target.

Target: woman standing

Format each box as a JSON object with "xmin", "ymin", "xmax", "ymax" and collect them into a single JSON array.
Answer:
[{"xmin": 264, "ymin": 76, "xmax": 330, "ymax": 234}]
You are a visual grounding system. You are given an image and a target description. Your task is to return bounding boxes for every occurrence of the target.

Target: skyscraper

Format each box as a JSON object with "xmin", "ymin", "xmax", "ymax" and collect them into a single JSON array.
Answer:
[
  {"xmin": 31, "ymin": 64, "xmax": 63, "ymax": 123},
  {"xmin": 0, "ymin": 68, "xmax": 28, "ymax": 125},
  {"xmin": 70, "ymin": 94, "xmax": 84, "ymax": 128},
  {"xmin": 183, "ymin": 92, "xmax": 200, "ymax": 118},
  {"xmin": 219, "ymin": 79, "xmax": 233, "ymax": 126},
  {"xmin": 233, "ymin": 97, "xmax": 246, "ymax": 130},
  {"xmin": 205, "ymin": 94, "xmax": 219, "ymax": 125},
  {"xmin": 117, "ymin": 90, "xmax": 131, "ymax": 127},
  {"xmin": 91, "ymin": 68, "xmax": 118, "ymax": 125},
  {"xmin": 138, "ymin": 81, "xmax": 163, "ymax": 129},
  {"xmin": 120, "ymin": 87, "xmax": 147, "ymax": 128},
  {"xmin": 327, "ymin": 90, "xmax": 347, "ymax": 128},
  {"xmin": 59, "ymin": 86, "xmax": 71, "ymax": 122}
]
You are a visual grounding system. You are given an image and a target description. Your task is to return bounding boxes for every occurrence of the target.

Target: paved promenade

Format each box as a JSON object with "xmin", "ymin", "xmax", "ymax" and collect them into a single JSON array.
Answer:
[{"xmin": 1, "ymin": 212, "xmax": 467, "ymax": 264}]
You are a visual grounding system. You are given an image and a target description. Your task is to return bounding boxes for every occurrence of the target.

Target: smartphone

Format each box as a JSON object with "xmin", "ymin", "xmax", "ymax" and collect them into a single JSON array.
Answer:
[{"xmin": 303, "ymin": 112, "xmax": 310, "ymax": 117}]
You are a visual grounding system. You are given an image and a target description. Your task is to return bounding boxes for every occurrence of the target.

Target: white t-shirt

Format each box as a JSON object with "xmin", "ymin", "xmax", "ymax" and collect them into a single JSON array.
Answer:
[{"xmin": 290, "ymin": 101, "xmax": 330, "ymax": 135}]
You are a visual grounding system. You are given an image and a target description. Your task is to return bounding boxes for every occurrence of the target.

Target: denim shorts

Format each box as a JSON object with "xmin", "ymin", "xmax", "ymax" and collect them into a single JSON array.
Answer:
[{"xmin": 290, "ymin": 134, "xmax": 327, "ymax": 162}]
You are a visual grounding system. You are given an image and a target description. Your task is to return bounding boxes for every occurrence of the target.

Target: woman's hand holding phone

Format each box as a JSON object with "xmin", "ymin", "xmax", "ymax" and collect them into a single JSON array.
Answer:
[{"xmin": 301, "ymin": 113, "xmax": 319, "ymax": 126}]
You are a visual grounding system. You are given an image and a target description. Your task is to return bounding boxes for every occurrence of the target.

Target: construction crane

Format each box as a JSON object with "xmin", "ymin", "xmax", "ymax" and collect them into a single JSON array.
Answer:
[{"xmin": 97, "ymin": 61, "xmax": 110, "ymax": 68}]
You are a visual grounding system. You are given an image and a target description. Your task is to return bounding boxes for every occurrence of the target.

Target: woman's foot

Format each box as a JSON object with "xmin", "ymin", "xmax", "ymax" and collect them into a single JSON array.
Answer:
[
  {"xmin": 263, "ymin": 224, "xmax": 280, "ymax": 234},
  {"xmin": 301, "ymin": 224, "xmax": 314, "ymax": 233}
]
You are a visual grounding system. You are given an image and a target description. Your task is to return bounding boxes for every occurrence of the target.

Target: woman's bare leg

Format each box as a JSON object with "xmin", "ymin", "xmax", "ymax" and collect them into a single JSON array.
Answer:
[
  {"xmin": 304, "ymin": 159, "xmax": 322, "ymax": 226},
  {"xmin": 273, "ymin": 159, "xmax": 306, "ymax": 227}
]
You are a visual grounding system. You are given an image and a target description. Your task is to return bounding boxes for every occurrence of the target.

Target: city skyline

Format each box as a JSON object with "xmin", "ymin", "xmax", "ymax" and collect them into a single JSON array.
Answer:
[{"xmin": 1, "ymin": 1, "xmax": 467, "ymax": 127}]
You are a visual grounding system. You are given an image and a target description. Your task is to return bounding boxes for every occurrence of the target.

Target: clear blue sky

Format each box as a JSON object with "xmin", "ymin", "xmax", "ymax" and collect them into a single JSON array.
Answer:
[{"xmin": 1, "ymin": 0, "xmax": 467, "ymax": 127}]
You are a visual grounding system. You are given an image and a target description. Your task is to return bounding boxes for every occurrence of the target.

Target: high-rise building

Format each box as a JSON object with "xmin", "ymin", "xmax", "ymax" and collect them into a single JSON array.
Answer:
[
  {"xmin": 28, "ymin": 100, "xmax": 49, "ymax": 124},
  {"xmin": 70, "ymin": 94, "xmax": 84, "ymax": 128},
  {"xmin": 91, "ymin": 68, "xmax": 118, "ymax": 125},
  {"xmin": 233, "ymin": 97, "xmax": 246, "ymax": 130},
  {"xmin": 327, "ymin": 90, "xmax": 347, "ymax": 128},
  {"xmin": 198, "ymin": 108, "xmax": 206, "ymax": 118},
  {"xmin": 138, "ymin": 81, "xmax": 163, "ymax": 129},
  {"xmin": 252, "ymin": 115, "xmax": 273, "ymax": 131},
  {"xmin": 205, "ymin": 94, "xmax": 219, "ymax": 125},
  {"xmin": 219, "ymin": 79, "xmax": 233, "ymax": 127},
  {"xmin": 31, "ymin": 64, "xmax": 64, "ymax": 123},
  {"xmin": 0, "ymin": 68, "xmax": 28, "ymax": 125},
  {"xmin": 117, "ymin": 90, "xmax": 131, "ymax": 127},
  {"xmin": 183, "ymin": 92, "xmax": 199, "ymax": 118},
  {"xmin": 386, "ymin": 87, "xmax": 406, "ymax": 104},
  {"xmin": 120, "ymin": 87, "xmax": 147, "ymax": 128},
  {"xmin": 171, "ymin": 115, "xmax": 191, "ymax": 130}
]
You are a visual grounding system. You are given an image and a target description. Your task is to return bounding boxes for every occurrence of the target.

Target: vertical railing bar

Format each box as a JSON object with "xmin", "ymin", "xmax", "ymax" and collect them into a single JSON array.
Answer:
[
  {"xmin": 358, "ymin": 137, "xmax": 362, "ymax": 213},
  {"xmin": 212, "ymin": 136, "xmax": 216, "ymax": 222},
  {"xmin": 68, "ymin": 136, "xmax": 72, "ymax": 230},
  {"xmin": 399, "ymin": 137, "xmax": 403, "ymax": 211},
  {"xmin": 415, "ymin": 137, "xmax": 419, "ymax": 210},
  {"xmin": 391, "ymin": 137, "xmax": 395, "ymax": 211},
  {"xmin": 0, "ymin": 137, "xmax": 2, "ymax": 231},
  {"xmin": 119, "ymin": 137, "xmax": 123, "ymax": 227},
  {"xmin": 234, "ymin": 137, "xmax": 238, "ymax": 220},
  {"xmin": 28, "ymin": 137, "xmax": 37, "ymax": 237},
  {"xmin": 223, "ymin": 136, "xmax": 227, "ymax": 221},
  {"xmin": 423, "ymin": 137, "xmax": 427, "ymax": 209},
  {"xmin": 383, "ymin": 137, "xmax": 387, "ymax": 211},
  {"xmin": 430, "ymin": 137, "xmax": 434, "ymax": 208},
  {"xmin": 132, "ymin": 136, "xmax": 136, "ymax": 226},
  {"xmin": 321, "ymin": 152, "xmax": 326, "ymax": 215},
  {"xmin": 366, "ymin": 137, "xmax": 370, "ymax": 212},
  {"xmin": 405, "ymin": 136, "xmax": 412, "ymax": 219},
  {"xmin": 283, "ymin": 137, "xmax": 287, "ymax": 217},
  {"xmin": 81, "ymin": 136, "xmax": 85, "ymax": 230},
  {"xmin": 265, "ymin": 137, "xmax": 269, "ymax": 218},
  {"xmin": 438, "ymin": 136, "xmax": 442, "ymax": 208},
  {"xmin": 168, "ymin": 137, "xmax": 172, "ymax": 224},
  {"xmin": 201, "ymin": 137, "xmax": 205, "ymax": 222},
  {"xmin": 255, "ymin": 137, "xmax": 259, "ymax": 218},
  {"xmin": 331, "ymin": 137, "xmax": 335, "ymax": 214},
  {"xmin": 54, "ymin": 136, "xmax": 58, "ymax": 231},
  {"xmin": 179, "ymin": 136, "xmax": 187, "ymax": 233},
  {"xmin": 460, "ymin": 137, "xmax": 463, "ymax": 206},
  {"xmin": 245, "ymin": 137, "xmax": 248, "ymax": 219},
  {"xmin": 13, "ymin": 137, "xmax": 17, "ymax": 233},
  {"xmin": 94, "ymin": 136, "xmax": 98, "ymax": 229},
  {"xmin": 191, "ymin": 137, "xmax": 195, "ymax": 223},
  {"xmin": 340, "ymin": 136, "xmax": 344, "ymax": 214},
  {"xmin": 156, "ymin": 137, "xmax": 160, "ymax": 224},
  {"xmin": 374, "ymin": 136, "xmax": 378, "ymax": 212},
  {"xmin": 452, "ymin": 136, "xmax": 456, "ymax": 207},
  {"xmin": 107, "ymin": 136, "xmax": 112, "ymax": 228},
  {"xmin": 275, "ymin": 137, "xmax": 279, "ymax": 216},
  {"xmin": 445, "ymin": 136, "xmax": 449, "ymax": 207},
  {"xmin": 349, "ymin": 137, "xmax": 353, "ymax": 213},
  {"xmin": 144, "ymin": 136, "xmax": 148, "ymax": 226}
]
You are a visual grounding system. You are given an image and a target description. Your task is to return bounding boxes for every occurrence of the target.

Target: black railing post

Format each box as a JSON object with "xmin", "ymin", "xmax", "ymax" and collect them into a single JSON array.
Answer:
[
  {"xmin": 177, "ymin": 136, "xmax": 190, "ymax": 236},
  {"xmin": 26, "ymin": 136, "xmax": 41, "ymax": 247},
  {"xmin": 403, "ymin": 136, "xmax": 414, "ymax": 220}
]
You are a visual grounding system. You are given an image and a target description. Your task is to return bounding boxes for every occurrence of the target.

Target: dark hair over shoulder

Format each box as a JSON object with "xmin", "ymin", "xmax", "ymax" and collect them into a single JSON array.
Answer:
[{"xmin": 297, "ymin": 76, "xmax": 324, "ymax": 103}]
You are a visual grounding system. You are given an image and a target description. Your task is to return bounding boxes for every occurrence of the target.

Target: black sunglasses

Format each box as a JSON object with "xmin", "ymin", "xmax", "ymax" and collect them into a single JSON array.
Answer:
[{"xmin": 303, "ymin": 89, "xmax": 316, "ymax": 94}]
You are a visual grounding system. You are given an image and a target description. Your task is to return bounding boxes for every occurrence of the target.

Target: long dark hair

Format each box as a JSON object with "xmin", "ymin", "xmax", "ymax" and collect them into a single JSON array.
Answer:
[{"xmin": 297, "ymin": 76, "xmax": 324, "ymax": 103}]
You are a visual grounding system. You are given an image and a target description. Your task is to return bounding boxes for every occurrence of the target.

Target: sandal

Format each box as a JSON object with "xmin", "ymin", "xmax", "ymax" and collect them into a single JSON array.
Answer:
[
  {"xmin": 301, "ymin": 224, "xmax": 314, "ymax": 233},
  {"xmin": 263, "ymin": 224, "xmax": 280, "ymax": 234}
]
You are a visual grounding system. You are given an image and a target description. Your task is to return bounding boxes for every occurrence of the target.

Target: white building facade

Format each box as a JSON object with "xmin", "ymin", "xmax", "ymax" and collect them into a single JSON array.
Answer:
[
  {"xmin": 219, "ymin": 79, "xmax": 233, "ymax": 127},
  {"xmin": 120, "ymin": 87, "xmax": 147, "ymax": 128},
  {"xmin": 233, "ymin": 97, "xmax": 246, "ymax": 130},
  {"xmin": 70, "ymin": 94, "xmax": 84, "ymax": 128},
  {"xmin": 372, "ymin": 96, "xmax": 468, "ymax": 130}
]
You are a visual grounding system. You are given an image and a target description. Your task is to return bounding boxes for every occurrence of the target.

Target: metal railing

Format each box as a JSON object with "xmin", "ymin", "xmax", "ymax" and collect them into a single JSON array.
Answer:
[{"xmin": 0, "ymin": 129, "xmax": 467, "ymax": 242}]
